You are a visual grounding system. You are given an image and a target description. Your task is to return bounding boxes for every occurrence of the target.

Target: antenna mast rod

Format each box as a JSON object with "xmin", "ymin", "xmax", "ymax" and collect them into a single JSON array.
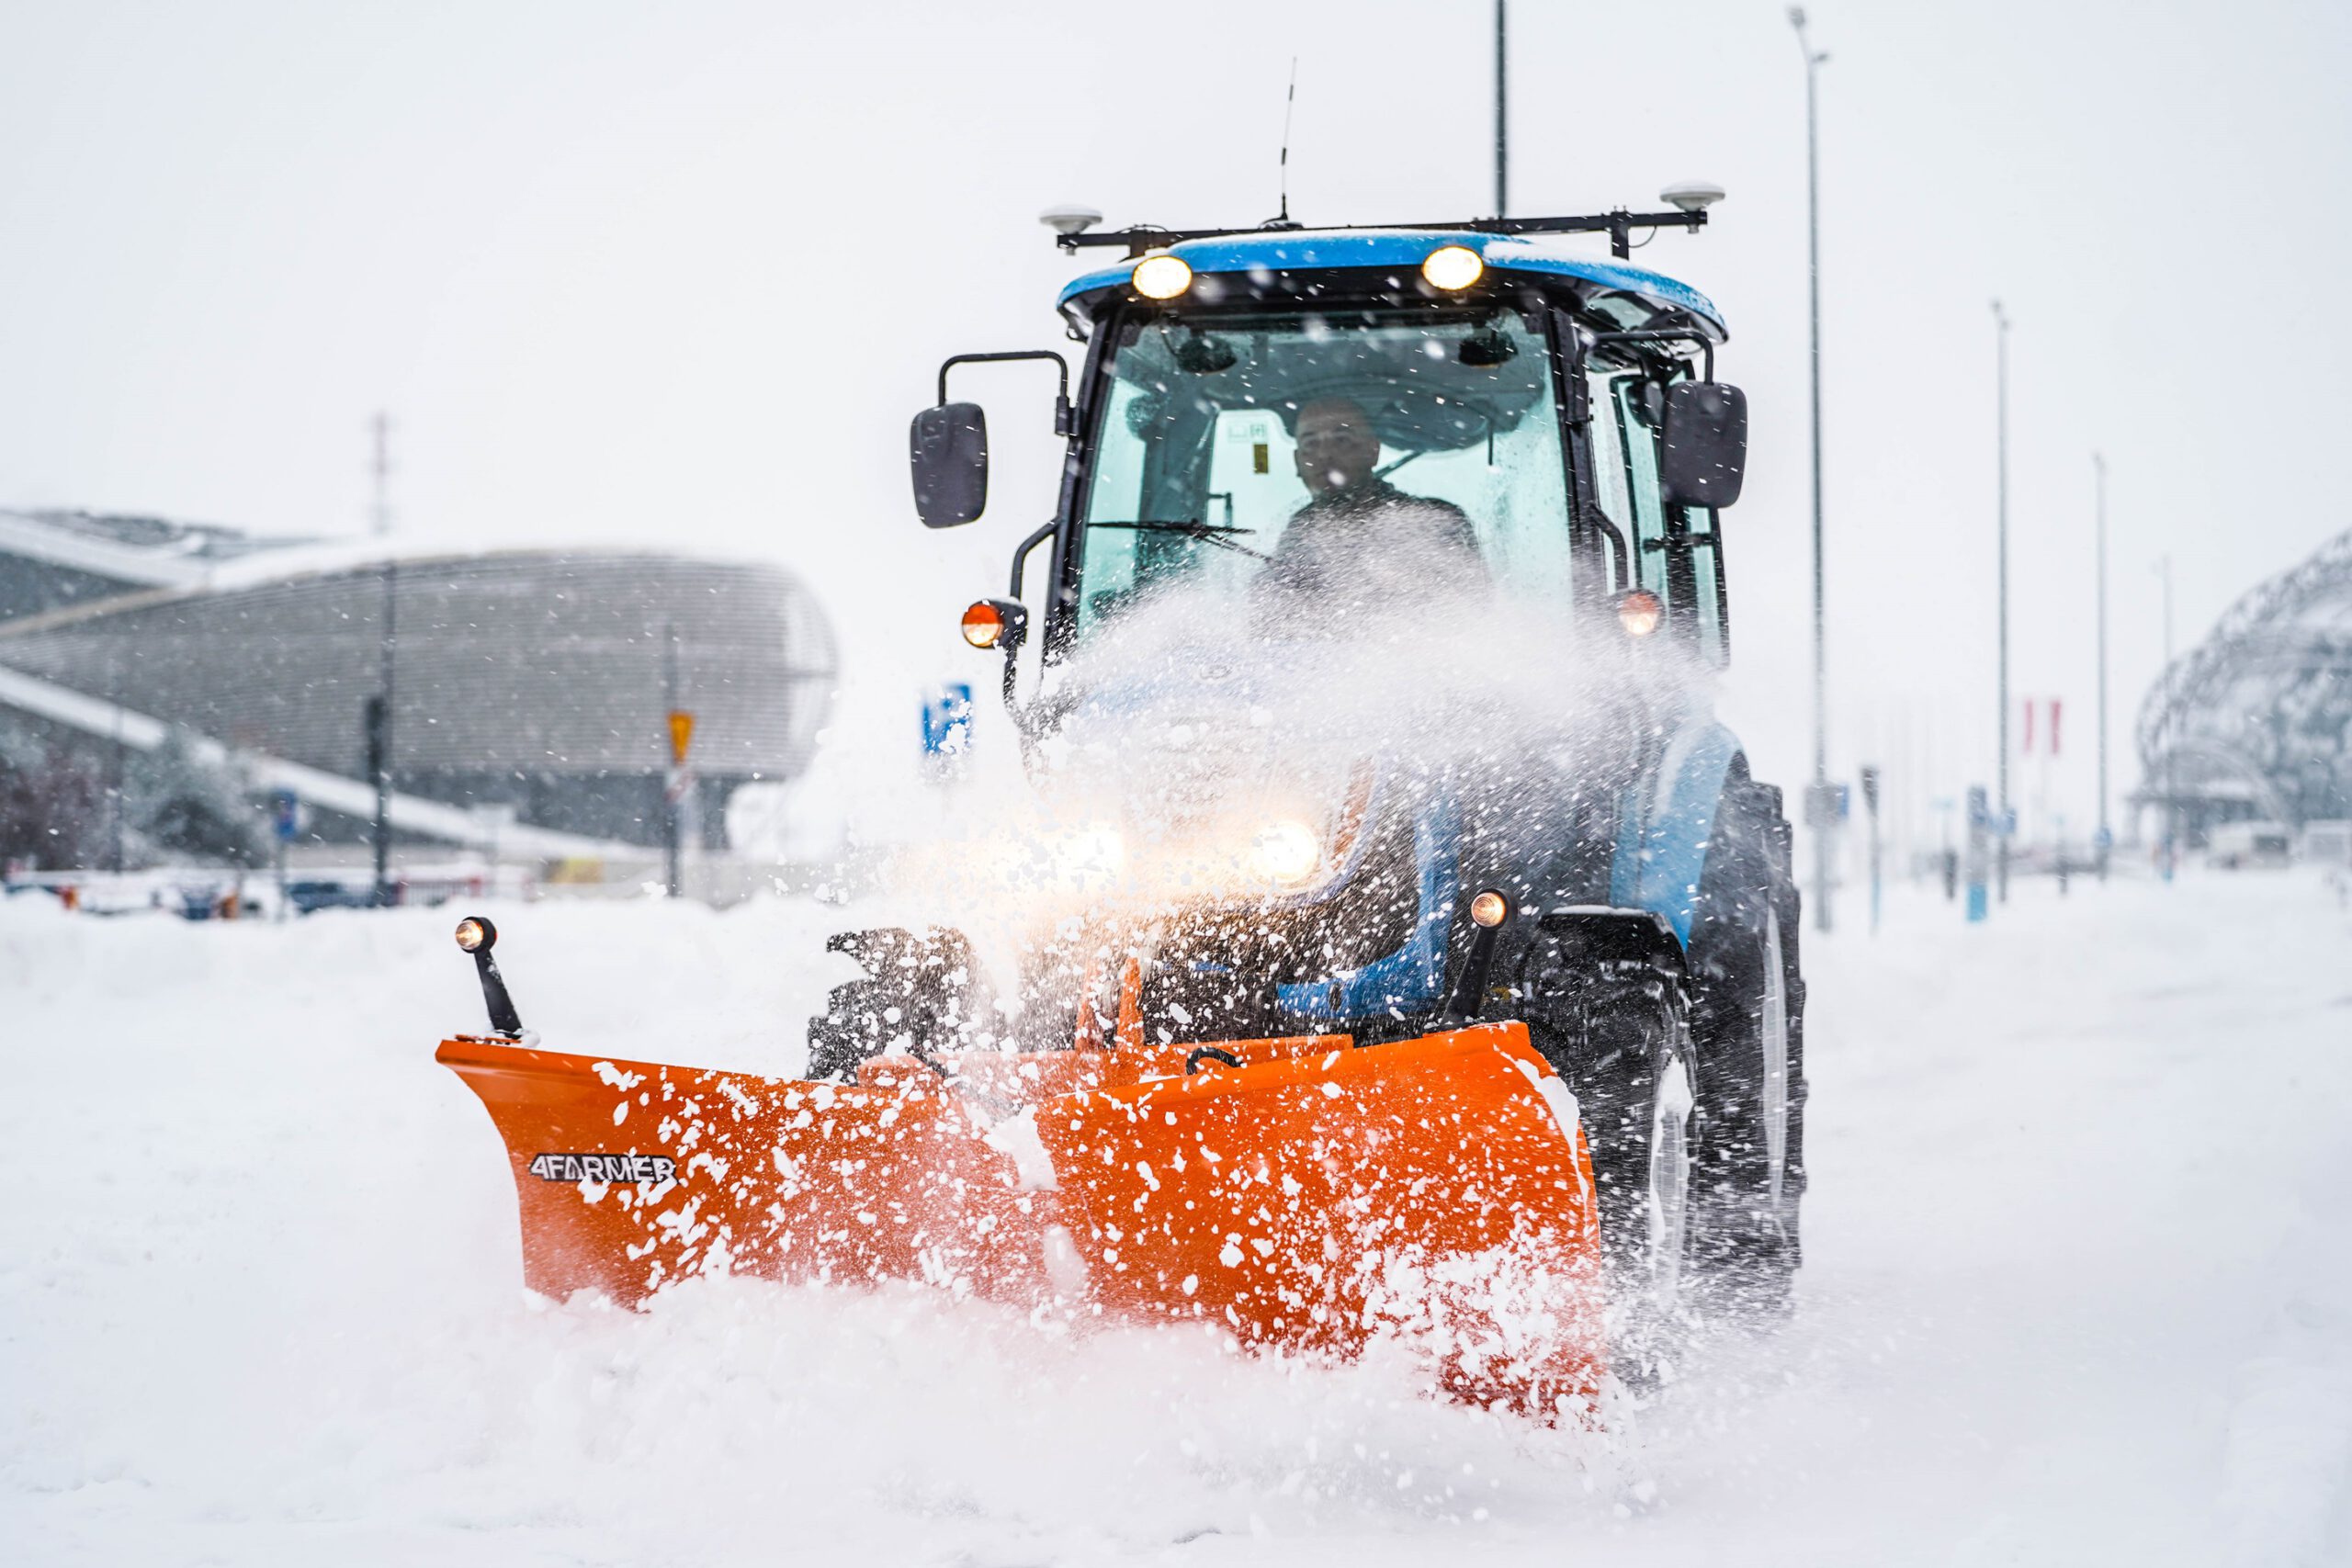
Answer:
[{"xmin": 1278, "ymin": 59, "xmax": 1296, "ymax": 223}]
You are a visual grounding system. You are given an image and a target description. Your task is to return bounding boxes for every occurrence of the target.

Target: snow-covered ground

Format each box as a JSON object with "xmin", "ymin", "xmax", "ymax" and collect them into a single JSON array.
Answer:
[{"xmin": 4, "ymin": 869, "xmax": 2348, "ymax": 1565}]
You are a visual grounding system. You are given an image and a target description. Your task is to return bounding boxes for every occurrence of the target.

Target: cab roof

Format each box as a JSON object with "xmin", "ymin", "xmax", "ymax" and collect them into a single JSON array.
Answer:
[{"xmin": 1057, "ymin": 227, "xmax": 1726, "ymax": 340}]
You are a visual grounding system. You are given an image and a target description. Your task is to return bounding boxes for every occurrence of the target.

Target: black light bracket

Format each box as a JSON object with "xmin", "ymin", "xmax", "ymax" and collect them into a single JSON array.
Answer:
[
  {"xmin": 1442, "ymin": 889, "xmax": 1517, "ymax": 1024},
  {"xmin": 936, "ymin": 350, "xmax": 1074, "ymax": 435},
  {"xmin": 454, "ymin": 915, "xmax": 525, "ymax": 1039},
  {"xmin": 1057, "ymin": 209, "xmax": 1707, "ymax": 262}
]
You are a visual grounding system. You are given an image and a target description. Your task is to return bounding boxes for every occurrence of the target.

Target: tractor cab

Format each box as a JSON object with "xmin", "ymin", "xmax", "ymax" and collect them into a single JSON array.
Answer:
[{"xmin": 915, "ymin": 207, "xmax": 1749, "ymax": 714}]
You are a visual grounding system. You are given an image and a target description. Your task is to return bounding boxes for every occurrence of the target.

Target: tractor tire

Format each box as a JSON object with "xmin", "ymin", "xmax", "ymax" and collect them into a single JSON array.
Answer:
[
  {"xmin": 1684, "ymin": 761, "xmax": 1808, "ymax": 1315},
  {"xmin": 1511, "ymin": 937, "xmax": 1699, "ymax": 1350},
  {"xmin": 1583, "ymin": 966, "xmax": 1699, "ymax": 1348}
]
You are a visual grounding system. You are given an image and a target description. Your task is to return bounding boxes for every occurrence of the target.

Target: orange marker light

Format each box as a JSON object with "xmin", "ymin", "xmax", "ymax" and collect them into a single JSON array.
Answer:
[
  {"xmin": 960, "ymin": 601, "xmax": 1007, "ymax": 649},
  {"xmin": 1618, "ymin": 589, "xmax": 1664, "ymax": 638}
]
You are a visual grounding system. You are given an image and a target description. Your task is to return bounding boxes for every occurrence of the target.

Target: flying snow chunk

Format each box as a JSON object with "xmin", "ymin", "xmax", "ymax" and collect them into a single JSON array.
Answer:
[{"xmin": 983, "ymin": 1108, "xmax": 1060, "ymax": 1191}]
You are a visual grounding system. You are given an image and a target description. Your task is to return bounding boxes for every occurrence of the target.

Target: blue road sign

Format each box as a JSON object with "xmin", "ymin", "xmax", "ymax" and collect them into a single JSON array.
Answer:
[
  {"xmin": 921, "ymin": 683, "xmax": 974, "ymax": 758},
  {"xmin": 270, "ymin": 788, "xmax": 302, "ymax": 843}
]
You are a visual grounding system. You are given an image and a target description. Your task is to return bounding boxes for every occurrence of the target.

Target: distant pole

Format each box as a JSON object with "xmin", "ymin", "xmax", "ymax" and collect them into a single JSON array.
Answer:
[
  {"xmin": 1992, "ymin": 299, "xmax": 2011, "ymax": 903},
  {"xmin": 370, "ymin": 414, "xmax": 396, "ymax": 905},
  {"xmin": 2094, "ymin": 451, "xmax": 2110, "ymax": 877},
  {"xmin": 370, "ymin": 413, "xmax": 392, "ymax": 536},
  {"xmin": 1494, "ymin": 0, "xmax": 1508, "ymax": 216},
  {"xmin": 1965, "ymin": 784, "xmax": 1989, "ymax": 921},
  {"xmin": 663, "ymin": 621, "xmax": 683, "ymax": 899},
  {"xmin": 107, "ymin": 643, "xmax": 125, "ymax": 874},
  {"xmin": 1792, "ymin": 6, "xmax": 1832, "ymax": 934},
  {"xmin": 1860, "ymin": 764, "xmax": 1882, "ymax": 934},
  {"xmin": 2158, "ymin": 554, "xmax": 2177, "ymax": 882}
]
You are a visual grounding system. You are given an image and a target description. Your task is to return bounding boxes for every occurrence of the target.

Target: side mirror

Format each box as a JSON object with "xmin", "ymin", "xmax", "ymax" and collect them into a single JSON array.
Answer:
[
  {"xmin": 1659, "ymin": 382, "xmax": 1747, "ymax": 509},
  {"xmin": 910, "ymin": 401, "xmax": 989, "ymax": 528}
]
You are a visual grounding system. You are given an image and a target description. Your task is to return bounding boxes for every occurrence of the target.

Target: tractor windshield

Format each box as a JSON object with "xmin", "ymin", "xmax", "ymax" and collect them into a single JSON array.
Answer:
[{"xmin": 1073, "ymin": 304, "xmax": 1574, "ymax": 638}]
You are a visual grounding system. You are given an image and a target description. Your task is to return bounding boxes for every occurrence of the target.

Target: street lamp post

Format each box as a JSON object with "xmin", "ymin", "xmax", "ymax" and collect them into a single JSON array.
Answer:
[
  {"xmin": 2158, "ymin": 553, "xmax": 2177, "ymax": 881},
  {"xmin": 1494, "ymin": 0, "xmax": 1508, "ymax": 217},
  {"xmin": 2094, "ymin": 451, "xmax": 2110, "ymax": 876},
  {"xmin": 368, "ymin": 412, "xmax": 396, "ymax": 907},
  {"xmin": 370, "ymin": 561, "xmax": 395, "ymax": 906},
  {"xmin": 1992, "ymin": 299, "xmax": 2011, "ymax": 903},
  {"xmin": 1791, "ymin": 6, "xmax": 1832, "ymax": 934}
]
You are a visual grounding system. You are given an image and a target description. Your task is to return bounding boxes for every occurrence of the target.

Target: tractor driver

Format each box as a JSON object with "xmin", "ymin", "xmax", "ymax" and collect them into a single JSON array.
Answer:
[{"xmin": 1255, "ymin": 395, "xmax": 1487, "ymax": 614}]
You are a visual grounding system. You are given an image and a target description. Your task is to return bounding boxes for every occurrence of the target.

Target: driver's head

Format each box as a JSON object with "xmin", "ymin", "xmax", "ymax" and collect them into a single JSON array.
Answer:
[{"xmin": 1293, "ymin": 396, "xmax": 1382, "ymax": 495}]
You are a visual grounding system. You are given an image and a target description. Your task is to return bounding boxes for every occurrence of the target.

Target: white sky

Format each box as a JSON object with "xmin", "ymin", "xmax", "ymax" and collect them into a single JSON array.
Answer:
[{"xmin": 3, "ymin": 0, "xmax": 2346, "ymax": 849}]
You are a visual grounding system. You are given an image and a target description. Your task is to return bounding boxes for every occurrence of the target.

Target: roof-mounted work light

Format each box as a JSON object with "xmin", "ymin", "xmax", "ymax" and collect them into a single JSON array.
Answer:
[
  {"xmin": 1420, "ymin": 244, "xmax": 1485, "ymax": 291},
  {"xmin": 1131, "ymin": 254, "xmax": 1193, "ymax": 299}
]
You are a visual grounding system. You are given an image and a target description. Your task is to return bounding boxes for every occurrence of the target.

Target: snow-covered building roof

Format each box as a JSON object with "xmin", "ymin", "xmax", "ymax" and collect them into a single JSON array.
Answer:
[
  {"xmin": 0, "ymin": 511, "xmax": 838, "ymax": 852},
  {"xmin": 2137, "ymin": 525, "xmax": 2352, "ymax": 830}
]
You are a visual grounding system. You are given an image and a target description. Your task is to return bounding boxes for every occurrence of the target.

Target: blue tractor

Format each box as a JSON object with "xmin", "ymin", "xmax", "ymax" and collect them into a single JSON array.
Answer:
[{"xmin": 816, "ymin": 202, "xmax": 1806, "ymax": 1319}]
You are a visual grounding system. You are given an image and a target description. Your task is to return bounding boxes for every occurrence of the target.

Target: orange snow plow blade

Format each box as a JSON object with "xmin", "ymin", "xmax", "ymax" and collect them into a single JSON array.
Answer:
[{"xmin": 438, "ymin": 1021, "xmax": 1605, "ymax": 1411}]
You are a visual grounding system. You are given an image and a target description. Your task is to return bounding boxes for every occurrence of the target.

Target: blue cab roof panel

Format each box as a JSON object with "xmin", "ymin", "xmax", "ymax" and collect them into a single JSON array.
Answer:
[{"xmin": 1057, "ymin": 227, "xmax": 1725, "ymax": 338}]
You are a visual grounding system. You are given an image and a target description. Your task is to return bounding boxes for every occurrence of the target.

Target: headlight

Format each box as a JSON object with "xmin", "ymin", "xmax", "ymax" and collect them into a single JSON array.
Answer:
[
  {"xmin": 1048, "ymin": 824, "xmax": 1126, "ymax": 892},
  {"xmin": 1247, "ymin": 818, "xmax": 1323, "ymax": 886}
]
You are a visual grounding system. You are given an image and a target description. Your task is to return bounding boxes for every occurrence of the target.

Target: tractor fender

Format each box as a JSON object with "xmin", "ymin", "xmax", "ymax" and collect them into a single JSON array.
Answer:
[
  {"xmin": 1524, "ymin": 904, "xmax": 1687, "ymax": 979},
  {"xmin": 1611, "ymin": 713, "xmax": 1743, "ymax": 948}
]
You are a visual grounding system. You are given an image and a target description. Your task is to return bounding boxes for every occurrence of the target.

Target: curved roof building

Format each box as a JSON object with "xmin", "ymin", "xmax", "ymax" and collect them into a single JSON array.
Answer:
[
  {"xmin": 0, "ymin": 512, "xmax": 837, "ymax": 854},
  {"xmin": 2137, "ymin": 526, "xmax": 2352, "ymax": 834}
]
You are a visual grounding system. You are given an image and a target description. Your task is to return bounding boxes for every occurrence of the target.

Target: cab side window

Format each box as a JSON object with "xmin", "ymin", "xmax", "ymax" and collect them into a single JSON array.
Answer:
[{"xmin": 1587, "ymin": 365, "xmax": 1727, "ymax": 666}]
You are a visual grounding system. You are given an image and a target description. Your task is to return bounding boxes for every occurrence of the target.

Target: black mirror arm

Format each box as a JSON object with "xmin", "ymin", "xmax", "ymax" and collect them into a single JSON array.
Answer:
[
  {"xmin": 999, "ymin": 524, "xmax": 1057, "ymax": 714},
  {"xmin": 1008, "ymin": 521, "xmax": 1057, "ymax": 599},
  {"xmin": 1587, "ymin": 329, "xmax": 1714, "ymax": 383},
  {"xmin": 937, "ymin": 350, "xmax": 1074, "ymax": 435}
]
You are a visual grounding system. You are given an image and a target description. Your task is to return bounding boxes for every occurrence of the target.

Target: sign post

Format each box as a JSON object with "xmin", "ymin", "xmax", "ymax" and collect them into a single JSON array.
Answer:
[
  {"xmin": 1965, "ymin": 784, "xmax": 1990, "ymax": 924},
  {"xmin": 1860, "ymin": 765, "xmax": 1882, "ymax": 934},
  {"xmin": 921, "ymin": 683, "xmax": 975, "ymax": 783},
  {"xmin": 269, "ymin": 788, "xmax": 302, "ymax": 922},
  {"xmin": 665, "ymin": 709, "xmax": 695, "ymax": 899}
]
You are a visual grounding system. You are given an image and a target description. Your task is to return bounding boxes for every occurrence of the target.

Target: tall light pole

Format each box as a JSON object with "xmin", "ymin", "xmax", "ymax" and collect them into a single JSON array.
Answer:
[
  {"xmin": 369, "ymin": 413, "xmax": 396, "ymax": 906},
  {"xmin": 2157, "ymin": 553, "xmax": 2177, "ymax": 881},
  {"xmin": 2093, "ymin": 451, "xmax": 2110, "ymax": 875},
  {"xmin": 1791, "ymin": 6, "xmax": 1832, "ymax": 933},
  {"xmin": 1494, "ymin": 0, "xmax": 1508, "ymax": 216},
  {"xmin": 1992, "ymin": 300, "xmax": 2011, "ymax": 903}
]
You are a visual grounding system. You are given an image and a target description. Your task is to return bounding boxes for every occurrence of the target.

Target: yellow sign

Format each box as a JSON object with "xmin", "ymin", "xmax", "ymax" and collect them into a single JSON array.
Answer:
[{"xmin": 667, "ymin": 710, "xmax": 695, "ymax": 763}]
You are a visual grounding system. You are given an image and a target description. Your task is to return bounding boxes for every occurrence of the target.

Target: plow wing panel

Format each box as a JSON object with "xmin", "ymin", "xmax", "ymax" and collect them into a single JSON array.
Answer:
[
  {"xmin": 439, "ymin": 1023, "xmax": 1604, "ymax": 1409},
  {"xmin": 436, "ymin": 1038, "xmax": 1053, "ymax": 1306},
  {"xmin": 1038, "ymin": 1023, "xmax": 1606, "ymax": 1406}
]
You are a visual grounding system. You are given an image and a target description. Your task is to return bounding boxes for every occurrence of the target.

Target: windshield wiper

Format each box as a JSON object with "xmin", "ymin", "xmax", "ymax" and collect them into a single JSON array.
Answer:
[{"xmin": 1086, "ymin": 520, "xmax": 1272, "ymax": 561}]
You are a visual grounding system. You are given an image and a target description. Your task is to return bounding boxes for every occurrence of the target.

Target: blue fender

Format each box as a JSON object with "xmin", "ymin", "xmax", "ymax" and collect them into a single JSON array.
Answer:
[
  {"xmin": 1275, "ymin": 793, "xmax": 1461, "ymax": 1022},
  {"xmin": 1611, "ymin": 714, "xmax": 1744, "ymax": 949}
]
